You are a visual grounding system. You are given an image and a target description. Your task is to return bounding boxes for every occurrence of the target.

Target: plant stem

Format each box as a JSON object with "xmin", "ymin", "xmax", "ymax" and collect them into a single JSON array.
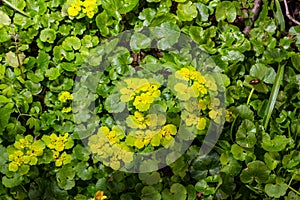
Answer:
[
  {"xmin": 263, "ymin": 63, "xmax": 284, "ymax": 130},
  {"xmin": 247, "ymin": 88, "xmax": 255, "ymax": 106}
]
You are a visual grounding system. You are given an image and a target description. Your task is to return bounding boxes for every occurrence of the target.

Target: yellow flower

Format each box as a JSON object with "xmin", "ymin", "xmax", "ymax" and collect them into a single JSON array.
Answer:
[
  {"xmin": 93, "ymin": 191, "xmax": 107, "ymax": 200},
  {"xmin": 68, "ymin": 6, "xmax": 80, "ymax": 16},
  {"xmin": 62, "ymin": 107, "xmax": 72, "ymax": 113},
  {"xmin": 58, "ymin": 91, "xmax": 73, "ymax": 103},
  {"xmin": 133, "ymin": 93, "xmax": 154, "ymax": 111},
  {"xmin": 192, "ymin": 82, "xmax": 207, "ymax": 97},
  {"xmin": 55, "ymin": 152, "xmax": 72, "ymax": 167},
  {"xmin": 159, "ymin": 124, "xmax": 177, "ymax": 140},
  {"xmin": 198, "ymin": 99, "xmax": 208, "ymax": 110},
  {"xmin": 126, "ymin": 112, "xmax": 150, "ymax": 129},
  {"xmin": 197, "ymin": 118, "xmax": 206, "ymax": 130},
  {"xmin": 52, "ymin": 150, "xmax": 60, "ymax": 159},
  {"xmin": 175, "ymin": 67, "xmax": 193, "ymax": 81}
]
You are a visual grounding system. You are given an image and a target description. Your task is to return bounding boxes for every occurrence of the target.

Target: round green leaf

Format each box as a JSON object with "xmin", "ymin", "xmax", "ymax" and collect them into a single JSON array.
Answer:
[
  {"xmin": 40, "ymin": 28, "xmax": 57, "ymax": 43},
  {"xmin": 177, "ymin": 2, "xmax": 198, "ymax": 22},
  {"xmin": 250, "ymin": 63, "xmax": 276, "ymax": 84},
  {"xmin": 240, "ymin": 161, "xmax": 270, "ymax": 184},
  {"xmin": 265, "ymin": 183, "xmax": 288, "ymax": 198},
  {"xmin": 236, "ymin": 119, "xmax": 257, "ymax": 148},
  {"xmin": 215, "ymin": 1, "xmax": 236, "ymax": 22},
  {"xmin": 62, "ymin": 36, "xmax": 81, "ymax": 51}
]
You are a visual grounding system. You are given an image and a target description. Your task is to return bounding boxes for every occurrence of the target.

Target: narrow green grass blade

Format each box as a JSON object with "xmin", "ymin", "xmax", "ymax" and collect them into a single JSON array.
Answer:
[
  {"xmin": 275, "ymin": 0, "xmax": 285, "ymax": 32},
  {"xmin": 263, "ymin": 63, "xmax": 285, "ymax": 129},
  {"xmin": 2, "ymin": 0, "xmax": 30, "ymax": 17}
]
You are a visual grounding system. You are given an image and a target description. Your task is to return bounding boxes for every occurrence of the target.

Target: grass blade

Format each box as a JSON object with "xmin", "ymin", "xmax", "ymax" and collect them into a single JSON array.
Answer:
[
  {"xmin": 2, "ymin": 0, "xmax": 30, "ymax": 17},
  {"xmin": 263, "ymin": 63, "xmax": 285, "ymax": 129}
]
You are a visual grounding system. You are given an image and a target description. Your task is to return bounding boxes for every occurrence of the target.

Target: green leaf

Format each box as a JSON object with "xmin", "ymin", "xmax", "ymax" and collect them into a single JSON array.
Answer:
[
  {"xmin": 215, "ymin": 1, "xmax": 236, "ymax": 22},
  {"xmin": 72, "ymin": 144, "xmax": 91, "ymax": 161},
  {"xmin": 250, "ymin": 64, "xmax": 276, "ymax": 84},
  {"xmin": 236, "ymin": 119, "xmax": 257, "ymax": 148},
  {"xmin": 263, "ymin": 48, "xmax": 289, "ymax": 64},
  {"xmin": 141, "ymin": 186, "xmax": 161, "ymax": 200},
  {"xmin": 234, "ymin": 104, "xmax": 254, "ymax": 120},
  {"xmin": 265, "ymin": 182, "xmax": 288, "ymax": 198},
  {"xmin": 104, "ymin": 93, "xmax": 125, "ymax": 113},
  {"xmin": 262, "ymin": 135, "xmax": 288, "ymax": 152},
  {"xmin": 264, "ymin": 152, "xmax": 280, "ymax": 170},
  {"xmin": 59, "ymin": 62, "xmax": 77, "ymax": 72},
  {"xmin": 190, "ymin": 153, "xmax": 220, "ymax": 179},
  {"xmin": 152, "ymin": 22, "xmax": 180, "ymax": 50},
  {"xmin": 282, "ymin": 151, "xmax": 300, "ymax": 169},
  {"xmin": 56, "ymin": 165, "xmax": 76, "ymax": 190},
  {"xmin": 45, "ymin": 67, "xmax": 60, "ymax": 80},
  {"xmin": 0, "ymin": 10, "xmax": 11, "ymax": 28},
  {"xmin": 194, "ymin": 3, "xmax": 209, "ymax": 22},
  {"xmin": 5, "ymin": 51, "xmax": 25, "ymax": 68},
  {"xmin": 62, "ymin": 36, "xmax": 81, "ymax": 51},
  {"xmin": 138, "ymin": 172, "xmax": 161, "ymax": 186},
  {"xmin": 76, "ymin": 162, "xmax": 94, "ymax": 181},
  {"xmin": 240, "ymin": 161, "xmax": 270, "ymax": 184},
  {"xmin": 162, "ymin": 183, "xmax": 187, "ymax": 200},
  {"xmin": 291, "ymin": 53, "xmax": 300, "ymax": 72},
  {"xmin": 40, "ymin": 28, "xmax": 56, "ymax": 43},
  {"xmin": 2, "ymin": 174, "xmax": 23, "ymax": 188},
  {"xmin": 177, "ymin": 2, "xmax": 198, "ymax": 21},
  {"xmin": 130, "ymin": 32, "xmax": 151, "ymax": 51},
  {"xmin": 220, "ymin": 153, "xmax": 242, "ymax": 176}
]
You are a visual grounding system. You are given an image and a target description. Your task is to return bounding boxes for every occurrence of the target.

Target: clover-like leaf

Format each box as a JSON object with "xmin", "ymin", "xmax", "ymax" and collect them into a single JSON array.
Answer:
[{"xmin": 240, "ymin": 161, "xmax": 270, "ymax": 184}]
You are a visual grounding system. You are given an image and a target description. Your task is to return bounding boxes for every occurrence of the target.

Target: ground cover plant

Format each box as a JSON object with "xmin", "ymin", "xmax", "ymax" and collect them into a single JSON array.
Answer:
[{"xmin": 0, "ymin": 0, "xmax": 300, "ymax": 199}]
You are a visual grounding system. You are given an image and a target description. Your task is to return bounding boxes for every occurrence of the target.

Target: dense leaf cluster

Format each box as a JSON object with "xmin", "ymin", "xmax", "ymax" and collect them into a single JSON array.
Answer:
[{"xmin": 0, "ymin": 0, "xmax": 300, "ymax": 199}]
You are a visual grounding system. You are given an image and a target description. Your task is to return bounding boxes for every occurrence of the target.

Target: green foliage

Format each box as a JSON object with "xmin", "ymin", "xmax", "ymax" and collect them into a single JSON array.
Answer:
[{"xmin": 0, "ymin": 0, "xmax": 300, "ymax": 199}]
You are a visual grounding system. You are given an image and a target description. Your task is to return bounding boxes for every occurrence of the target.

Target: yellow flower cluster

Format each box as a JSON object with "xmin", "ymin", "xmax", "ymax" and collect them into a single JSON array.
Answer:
[
  {"xmin": 42, "ymin": 133, "xmax": 74, "ymax": 167},
  {"xmin": 88, "ymin": 126, "xmax": 133, "ymax": 170},
  {"xmin": 120, "ymin": 78, "xmax": 161, "ymax": 112},
  {"xmin": 8, "ymin": 135, "xmax": 45, "ymax": 173},
  {"xmin": 92, "ymin": 191, "xmax": 107, "ymax": 200},
  {"xmin": 58, "ymin": 91, "xmax": 73, "ymax": 103},
  {"xmin": 174, "ymin": 67, "xmax": 208, "ymax": 101},
  {"xmin": 67, "ymin": 0, "xmax": 98, "ymax": 18}
]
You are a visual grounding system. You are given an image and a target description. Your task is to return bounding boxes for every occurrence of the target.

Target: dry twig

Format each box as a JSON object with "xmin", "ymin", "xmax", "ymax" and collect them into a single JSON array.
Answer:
[{"xmin": 283, "ymin": 0, "xmax": 300, "ymax": 25}]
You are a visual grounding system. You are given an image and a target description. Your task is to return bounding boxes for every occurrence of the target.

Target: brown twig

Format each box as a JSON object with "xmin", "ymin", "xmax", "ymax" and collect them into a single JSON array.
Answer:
[
  {"xmin": 13, "ymin": 32, "xmax": 24, "ymax": 79},
  {"xmin": 284, "ymin": 0, "xmax": 300, "ymax": 25},
  {"xmin": 243, "ymin": 0, "xmax": 262, "ymax": 34}
]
